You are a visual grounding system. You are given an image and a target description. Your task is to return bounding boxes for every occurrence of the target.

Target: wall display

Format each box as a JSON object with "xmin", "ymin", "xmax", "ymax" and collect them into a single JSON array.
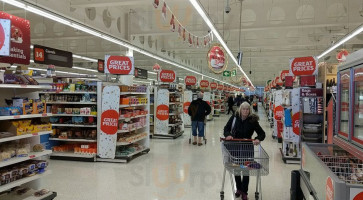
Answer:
[
  {"xmin": 98, "ymin": 85, "xmax": 120, "ymax": 159},
  {"xmin": 208, "ymin": 44, "xmax": 228, "ymax": 74},
  {"xmin": 155, "ymin": 89, "xmax": 169, "ymax": 135},
  {"xmin": 33, "ymin": 45, "xmax": 73, "ymax": 68},
  {"xmin": 98, "ymin": 59, "xmax": 104, "ymax": 73},
  {"xmin": 200, "ymin": 80, "xmax": 209, "ymax": 88},
  {"xmin": 0, "ymin": 19, "xmax": 11, "ymax": 56},
  {"xmin": 0, "ymin": 12, "xmax": 30, "ymax": 65},
  {"xmin": 105, "ymin": 55, "xmax": 135, "ymax": 75},
  {"xmin": 134, "ymin": 67, "xmax": 148, "ymax": 79},
  {"xmin": 184, "ymin": 76, "xmax": 196, "ymax": 86},
  {"xmin": 183, "ymin": 90, "xmax": 192, "ymax": 126},
  {"xmin": 158, "ymin": 70, "xmax": 176, "ymax": 83},
  {"xmin": 289, "ymin": 56, "xmax": 318, "ymax": 76}
]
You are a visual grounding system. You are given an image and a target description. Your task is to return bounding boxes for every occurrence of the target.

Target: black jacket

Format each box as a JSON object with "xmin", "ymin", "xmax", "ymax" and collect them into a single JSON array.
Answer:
[
  {"xmin": 224, "ymin": 113, "xmax": 266, "ymax": 141},
  {"xmin": 188, "ymin": 98, "xmax": 212, "ymax": 122},
  {"xmin": 227, "ymin": 96, "xmax": 234, "ymax": 107}
]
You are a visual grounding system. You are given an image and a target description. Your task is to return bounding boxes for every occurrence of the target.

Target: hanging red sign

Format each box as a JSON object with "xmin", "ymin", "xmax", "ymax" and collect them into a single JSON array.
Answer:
[
  {"xmin": 208, "ymin": 44, "xmax": 228, "ymax": 74},
  {"xmin": 292, "ymin": 112, "xmax": 300, "ymax": 135},
  {"xmin": 210, "ymin": 82, "xmax": 217, "ymax": 89},
  {"xmin": 0, "ymin": 12, "xmax": 30, "ymax": 65},
  {"xmin": 275, "ymin": 77, "xmax": 283, "ymax": 86},
  {"xmin": 218, "ymin": 84, "xmax": 223, "ymax": 90},
  {"xmin": 274, "ymin": 105, "xmax": 284, "ymax": 120},
  {"xmin": 326, "ymin": 177, "xmax": 334, "ymax": 200},
  {"xmin": 0, "ymin": 19, "xmax": 11, "ymax": 56},
  {"xmin": 336, "ymin": 49, "xmax": 349, "ymax": 62},
  {"xmin": 290, "ymin": 56, "xmax": 318, "ymax": 76},
  {"xmin": 100, "ymin": 110, "xmax": 119, "ymax": 135},
  {"xmin": 156, "ymin": 104, "xmax": 169, "ymax": 121},
  {"xmin": 280, "ymin": 70, "xmax": 290, "ymax": 81},
  {"xmin": 98, "ymin": 59, "xmax": 105, "ymax": 73},
  {"xmin": 185, "ymin": 76, "xmax": 197, "ymax": 85},
  {"xmin": 158, "ymin": 70, "xmax": 176, "ymax": 82},
  {"xmin": 200, "ymin": 80, "xmax": 209, "ymax": 88},
  {"xmin": 105, "ymin": 55, "xmax": 134, "ymax": 75},
  {"xmin": 183, "ymin": 102, "xmax": 190, "ymax": 114},
  {"xmin": 153, "ymin": 63, "xmax": 161, "ymax": 71}
]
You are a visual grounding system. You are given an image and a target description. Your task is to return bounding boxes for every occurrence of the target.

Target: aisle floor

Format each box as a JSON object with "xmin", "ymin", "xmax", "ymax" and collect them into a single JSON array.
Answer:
[{"xmin": 43, "ymin": 104, "xmax": 299, "ymax": 200}]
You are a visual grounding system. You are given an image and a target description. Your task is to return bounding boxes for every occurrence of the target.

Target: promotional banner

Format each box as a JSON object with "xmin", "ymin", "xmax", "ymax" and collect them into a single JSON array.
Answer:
[
  {"xmin": 98, "ymin": 59, "xmax": 104, "ymax": 73},
  {"xmin": 200, "ymin": 80, "xmax": 209, "ymax": 88},
  {"xmin": 210, "ymin": 82, "xmax": 217, "ymax": 90},
  {"xmin": 105, "ymin": 55, "xmax": 135, "ymax": 75},
  {"xmin": 33, "ymin": 45, "xmax": 73, "ymax": 68},
  {"xmin": 183, "ymin": 90, "xmax": 192, "ymax": 126},
  {"xmin": 153, "ymin": 63, "xmax": 161, "ymax": 72},
  {"xmin": 208, "ymin": 44, "xmax": 228, "ymax": 74},
  {"xmin": 134, "ymin": 67, "xmax": 148, "ymax": 79},
  {"xmin": 185, "ymin": 76, "xmax": 197, "ymax": 85},
  {"xmin": 218, "ymin": 84, "xmax": 223, "ymax": 90},
  {"xmin": 0, "ymin": 19, "xmax": 11, "ymax": 56},
  {"xmin": 98, "ymin": 85, "xmax": 120, "ymax": 159},
  {"xmin": 158, "ymin": 70, "xmax": 176, "ymax": 82},
  {"xmin": 155, "ymin": 89, "xmax": 169, "ymax": 135},
  {"xmin": 0, "ymin": 12, "xmax": 30, "ymax": 65},
  {"xmin": 289, "ymin": 56, "xmax": 318, "ymax": 76}
]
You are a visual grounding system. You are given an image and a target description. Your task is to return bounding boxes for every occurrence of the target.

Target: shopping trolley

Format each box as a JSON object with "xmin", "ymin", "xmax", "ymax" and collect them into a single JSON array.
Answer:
[
  {"xmin": 188, "ymin": 121, "xmax": 207, "ymax": 144},
  {"xmin": 220, "ymin": 138, "xmax": 269, "ymax": 200}
]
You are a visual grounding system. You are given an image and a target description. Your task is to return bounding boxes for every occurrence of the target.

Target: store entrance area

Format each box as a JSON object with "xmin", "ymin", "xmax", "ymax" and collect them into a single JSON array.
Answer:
[{"xmin": 42, "ymin": 104, "xmax": 298, "ymax": 200}]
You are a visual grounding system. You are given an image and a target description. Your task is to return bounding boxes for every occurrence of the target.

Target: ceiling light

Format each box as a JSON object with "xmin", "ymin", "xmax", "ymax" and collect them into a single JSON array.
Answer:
[
  {"xmin": 2, "ymin": 0, "xmax": 25, "ymax": 9},
  {"xmin": 72, "ymin": 55, "xmax": 98, "ymax": 62},
  {"xmin": 26, "ymin": 6, "xmax": 71, "ymax": 26},
  {"xmin": 72, "ymin": 66, "xmax": 98, "ymax": 72},
  {"xmin": 71, "ymin": 23, "xmax": 102, "ymax": 37},
  {"xmin": 147, "ymin": 71, "xmax": 157, "ymax": 75}
]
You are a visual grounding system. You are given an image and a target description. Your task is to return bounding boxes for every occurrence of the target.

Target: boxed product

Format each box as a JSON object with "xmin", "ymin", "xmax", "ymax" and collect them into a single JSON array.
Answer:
[{"xmin": 0, "ymin": 107, "xmax": 22, "ymax": 116}]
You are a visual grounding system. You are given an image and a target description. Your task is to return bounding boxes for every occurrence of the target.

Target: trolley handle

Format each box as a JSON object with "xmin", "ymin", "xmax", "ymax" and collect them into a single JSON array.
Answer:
[{"xmin": 219, "ymin": 137, "xmax": 254, "ymax": 142}]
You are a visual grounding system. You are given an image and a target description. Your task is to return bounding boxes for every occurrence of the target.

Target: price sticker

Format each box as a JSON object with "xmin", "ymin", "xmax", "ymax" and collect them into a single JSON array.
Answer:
[
  {"xmin": 20, "ymin": 85, "xmax": 27, "ymax": 88},
  {"xmin": 13, "ymin": 115, "xmax": 20, "ymax": 119},
  {"xmin": 42, "ymin": 113, "xmax": 47, "ymax": 117},
  {"xmin": 32, "ymin": 132, "xmax": 38, "ymax": 136},
  {"xmin": 29, "ymin": 155, "xmax": 35, "ymax": 158}
]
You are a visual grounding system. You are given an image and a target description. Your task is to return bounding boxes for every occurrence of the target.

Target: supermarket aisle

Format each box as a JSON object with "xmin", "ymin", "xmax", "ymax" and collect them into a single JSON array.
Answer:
[{"xmin": 43, "ymin": 103, "xmax": 299, "ymax": 200}]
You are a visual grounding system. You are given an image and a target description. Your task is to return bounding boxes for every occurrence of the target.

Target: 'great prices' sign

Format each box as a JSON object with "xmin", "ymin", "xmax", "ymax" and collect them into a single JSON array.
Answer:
[
  {"xmin": 218, "ymin": 84, "xmax": 223, "ymax": 90},
  {"xmin": 100, "ymin": 110, "xmax": 119, "ymax": 135},
  {"xmin": 158, "ymin": 70, "xmax": 176, "ymax": 82},
  {"xmin": 292, "ymin": 112, "xmax": 300, "ymax": 135},
  {"xmin": 290, "ymin": 56, "xmax": 317, "ymax": 76},
  {"xmin": 183, "ymin": 102, "xmax": 190, "ymax": 114},
  {"xmin": 280, "ymin": 70, "xmax": 290, "ymax": 81},
  {"xmin": 0, "ymin": 19, "xmax": 10, "ymax": 56},
  {"xmin": 185, "ymin": 76, "xmax": 197, "ymax": 85},
  {"xmin": 156, "ymin": 104, "xmax": 169, "ymax": 121},
  {"xmin": 200, "ymin": 80, "xmax": 209, "ymax": 88},
  {"xmin": 210, "ymin": 82, "xmax": 217, "ymax": 90},
  {"xmin": 274, "ymin": 105, "xmax": 284, "ymax": 120},
  {"xmin": 105, "ymin": 55, "xmax": 134, "ymax": 75}
]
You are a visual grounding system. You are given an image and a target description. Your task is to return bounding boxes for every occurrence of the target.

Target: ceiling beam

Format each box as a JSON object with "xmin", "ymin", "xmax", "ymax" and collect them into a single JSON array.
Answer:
[{"xmin": 70, "ymin": 0, "xmax": 146, "ymax": 8}]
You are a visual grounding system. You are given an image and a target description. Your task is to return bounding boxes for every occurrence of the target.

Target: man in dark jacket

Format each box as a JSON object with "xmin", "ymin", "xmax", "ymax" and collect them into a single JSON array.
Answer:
[
  {"xmin": 188, "ymin": 92, "xmax": 211, "ymax": 146},
  {"xmin": 227, "ymin": 95, "xmax": 234, "ymax": 115}
]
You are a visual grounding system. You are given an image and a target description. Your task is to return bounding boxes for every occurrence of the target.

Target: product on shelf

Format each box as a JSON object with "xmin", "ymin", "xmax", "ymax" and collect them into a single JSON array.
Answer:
[
  {"xmin": 49, "ymin": 105, "xmax": 95, "ymax": 115},
  {"xmin": 47, "ymin": 83, "xmax": 97, "ymax": 93},
  {"xmin": 2, "ymin": 67, "xmax": 39, "ymax": 85},
  {"xmin": 120, "ymin": 96, "xmax": 148, "ymax": 105},
  {"xmin": 119, "ymin": 85, "xmax": 147, "ymax": 93},
  {"xmin": 115, "ymin": 143, "xmax": 145, "ymax": 157},
  {"xmin": 119, "ymin": 109, "xmax": 148, "ymax": 118},
  {"xmin": 50, "ymin": 128, "xmax": 97, "ymax": 140},
  {"xmin": 0, "ymin": 98, "xmax": 46, "ymax": 116},
  {"xmin": 118, "ymin": 132, "xmax": 147, "ymax": 143},
  {"xmin": 40, "ymin": 93, "xmax": 96, "ymax": 103},
  {"xmin": 49, "ymin": 116, "xmax": 96, "ymax": 125},
  {"xmin": 118, "ymin": 116, "xmax": 147, "ymax": 131},
  {"xmin": 52, "ymin": 143, "xmax": 97, "ymax": 155},
  {"xmin": 0, "ymin": 120, "xmax": 51, "ymax": 137}
]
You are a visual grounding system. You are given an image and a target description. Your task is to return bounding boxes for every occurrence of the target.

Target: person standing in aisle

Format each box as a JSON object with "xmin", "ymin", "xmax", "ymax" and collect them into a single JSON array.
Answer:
[
  {"xmin": 235, "ymin": 94, "xmax": 243, "ymax": 107},
  {"xmin": 227, "ymin": 95, "xmax": 235, "ymax": 115},
  {"xmin": 223, "ymin": 102, "xmax": 266, "ymax": 200},
  {"xmin": 188, "ymin": 92, "xmax": 212, "ymax": 146},
  {"xmin": 252, "ymin": 95, "xmax": 258, "ymax": 112}
]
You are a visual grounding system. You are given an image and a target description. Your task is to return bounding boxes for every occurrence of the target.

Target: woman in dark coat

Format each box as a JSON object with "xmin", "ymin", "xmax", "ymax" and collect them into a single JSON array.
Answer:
[{"xmin": 223, "ymin": 102, "xmax": 266, "ymax": 200}]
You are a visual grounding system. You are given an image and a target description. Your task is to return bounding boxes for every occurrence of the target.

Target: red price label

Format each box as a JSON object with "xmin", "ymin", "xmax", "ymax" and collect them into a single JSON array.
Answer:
[
  {"xmin": 13, "ymin": 115, "xmax": 20, "ymax": 119},
  {"xmin": 20, "ymin": 85, "xmax": 27, "ymax": 88},
  {"xmin": 29, "ymin": 155, "xmax": 35, "ymax": 158},
  {"xmin": 42, "ymin": 113, "xmax": 47, "ymax": 117},
  {"xmin": 32, "ymin": 133, "xmax": 38, "ymax": 136},
  {"xmin": 34, "ymin": 48, "xmax": 45, "ymax": 62}
]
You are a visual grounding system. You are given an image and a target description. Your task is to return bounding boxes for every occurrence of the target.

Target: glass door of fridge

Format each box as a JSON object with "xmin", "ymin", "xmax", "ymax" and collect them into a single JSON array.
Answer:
[
  {"xmin": 338, "ymin": 70, "xmax": 350, "ymax": 139},
  {"xmin": 353, "ymin": 67, "xmax": 363, "ymax": 146}
]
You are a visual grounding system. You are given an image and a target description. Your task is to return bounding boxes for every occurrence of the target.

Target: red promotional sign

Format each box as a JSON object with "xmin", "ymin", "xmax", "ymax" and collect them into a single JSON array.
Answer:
[
  {"xmin": 0, "ymin": 19, "xmax": 10, "ymax": 56},
  {"xmin": 274, "ymin": 105, "xmax": 284, "ymax": 120},
  {"xmin": 210, "ymin": 82, "xmax": 217, "ymax": 89},
  {"xmin": 290, "ymin": 56, "xmax": 317, "ymax": 76},
  {"xmin": 280, "ymin": 70, "xmax": 290, "ymax": 81},
  {"xmin": 353, "ymin": 192, "xmax": 363, "ymax": 200},
  {"xmin": 98, "ymin": 59, "xmax": 105, "ymax": 73},
  {"xmin": 156, "ymin": 104, "xmax": 169, "ymax": 121},
  {"xmin": 326, "ymin": 177, "xmax": 334, "ymax": 200},
  {"xmin": 0, "ymin": 12, "xmax": 30, "ymax": 65},
  {"xmin": 105, "ymin": 55, "xmax": 134, "ymax": 75},
  {"xmin": 153, "ymin": 63, "xmax": 161, "ymax": 71},
  {"xmin": 200, "ymin": 80, "xmax": 209, "ymax": 88},
  {"xmin": 100, "ymin": 110, "xmax": 119, "ymax": 135},
  {"xmin": 336, "ymin": 49, "xmax": 349, "ymax": 62},
  {"xmin": 183, "ymin": 102, "xmax": 190, "ymax": 114},
  {"xmin": 208, "ymin": 44, "xmax": 227, "ymax": 73},
  {"xmin": 275, "ymin": 77, "xmax": 283, "ymax": 86},
  {"xmin": 218, "ymin": 84, "xmax": 223, "ymax": 90},
  {"xmin": 292, "ymin": 112, "xmax": 300, "ymax": 135},
  {"xmin": 158, "ymin": 70, "xmax": 176, "ymax": 82},
  {"xmin": 185, "ymin": 76, "xmax": 197, "ymax": 85}
]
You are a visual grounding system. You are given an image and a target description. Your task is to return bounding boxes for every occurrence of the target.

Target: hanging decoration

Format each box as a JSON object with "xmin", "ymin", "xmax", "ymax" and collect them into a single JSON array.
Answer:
[
  {"xmin": 153, "ymin": 63, "xmax": 161, "ymax": 72},
  {"xmin": 207, "ymin": 44, "xmax": 228, "ymax": 74},
  {"xmin": 153, "ymin": 0, "xmax": 212, "ymax": 48}
]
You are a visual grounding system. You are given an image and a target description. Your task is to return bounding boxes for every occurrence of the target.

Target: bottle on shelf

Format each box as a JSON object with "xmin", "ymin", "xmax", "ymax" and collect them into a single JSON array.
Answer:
[
  {"xmin": 285, "ymin": 143, "xmax": 289, "ymax": 156},
  {"xmin": 293, "ymin": 144, "xmax": 297, "ymax": 157}
]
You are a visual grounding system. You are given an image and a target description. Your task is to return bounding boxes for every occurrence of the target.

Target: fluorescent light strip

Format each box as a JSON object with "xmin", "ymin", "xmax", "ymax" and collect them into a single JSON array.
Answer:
[
  {"xmin": 4, "ymin": 0, "xmax": 238, "ymax": 87},
  {"xmin": 72, "ymin": 55, "xmax": 98, "ymax": 62},
  {"xmin": 134, "ymin": 80, "xmax": 152, "ymax": 84},
  {"xmin": 72, "ymin": 66, "xmax": 98, "ymax": 72},
  {"xmin": 317, "ymin": 24, "xmax": 363, "ymax": 59},
  {"xmin": 148, "ymin": 71, "xmax": 157, "ymax": 75}
]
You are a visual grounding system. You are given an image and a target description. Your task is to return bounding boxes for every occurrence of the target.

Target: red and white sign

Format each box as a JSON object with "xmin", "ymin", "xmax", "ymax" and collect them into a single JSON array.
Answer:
[
  {"xmin": 351, "ymin": 189, "xmax": 363, "ymax": 200},
  {"xmin": 274, "ymin": 105, "xmax": 284, "ymax": 120},
  {"xmin": 200, "ymin": 80, "xmax": 209, "ymax": 88},
  {"xmin": 0, "ymin": 12, "xmax": 30, "ymax": 65},
  {"xmin": 210, "ymin": 82, "xmax": 217, "ymax": 89},
  {"xmin": 158, "ymin": 70, "xmax": 176, "ymax": 82},
  {"xmin": 100, "ymin": 110, "xmax": 119, "ymax": 135},
  {"xmin": 0, "ymin": 19, "xmax": 11, "ymax": 56},
  {"xmin": 292, "ymin": 112, "xmax": 300, "ymax": 135},
  {"xmin": 153, "ymin": 63, "xmax": 161, "ymax": 71},
  {"xmin": 326, "ymin": 177, "xmax": 334, "ymax": 200},
  {"xmin": 105, "ymin": 55, "xmax": 134, "ymax": 75},
  {"xmin": 280, "ymin": 70, "xmax": 290, "ymax": 81},
  {"xmin": 275, "ymin": 77, "xmax": 283, "ymax": 86},
  {"xmin": 156, "ymin": 104, "xmax": 169, "ymax": 121},
  {"xmin": 208, "ymin": 45, "xmax": 227, "ymax": 73},
  {"xmin": 290, "ymin": 56, "xmax": 318, "ymax": 76},
  {"xmin": 183, "ymin": 102, "xmax": 190, "ymax": 114},
  {"xmin": 336, "ymin": 49, "xmax": 349, "ymax": 62},
  {"xmin": 218, "ymin": 84, "xmax": 223, "ymax": 90},
  {"xmin": 185, "ymin": 76, "xmax": 197, "ymax": 85}
]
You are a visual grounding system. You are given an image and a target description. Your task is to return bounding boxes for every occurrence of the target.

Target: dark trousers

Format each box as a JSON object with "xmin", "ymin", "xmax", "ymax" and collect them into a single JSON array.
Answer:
[
  {"xmin": 227, "ymin": 106, "xmax": 234, "ymax": 114},
  {"xmin": 235, "ymin": 176, "xmax": 250, "ymax": 194}
]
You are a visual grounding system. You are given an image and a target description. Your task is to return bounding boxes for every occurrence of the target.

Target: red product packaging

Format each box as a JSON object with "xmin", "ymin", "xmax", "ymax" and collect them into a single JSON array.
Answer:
[{"xmin": 300, "ymin": 75, "xmax": 316, "ymax": 87}]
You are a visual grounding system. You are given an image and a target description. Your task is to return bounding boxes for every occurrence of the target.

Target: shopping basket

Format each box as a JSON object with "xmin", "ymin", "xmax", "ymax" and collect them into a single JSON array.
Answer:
[{"xmin": 220, "ymin": 138, "xmax": 269, "ymax": 200}]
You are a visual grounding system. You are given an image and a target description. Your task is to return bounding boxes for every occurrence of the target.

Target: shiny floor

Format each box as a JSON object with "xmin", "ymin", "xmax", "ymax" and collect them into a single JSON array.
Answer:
[{"xmin": 43, "ymin": 104, "xmax": 299, "ymax": 200}]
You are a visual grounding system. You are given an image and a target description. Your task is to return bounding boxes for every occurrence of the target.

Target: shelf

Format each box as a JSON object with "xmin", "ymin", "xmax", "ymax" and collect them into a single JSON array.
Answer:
[
  {"xmin": 51, "ymin": 124, "xmax": 97, "ymax": 127},
  {"xmin": 0, "ymin": 171, "xmax": 52, "ymax": 193},
  {"xmin": 40, "ymin": 91, "xmax": 97, "ymax": 94},
  {"xmin": 117, "ymin": 134, "xmax": 148, "ymax": 145},
  {"xmin": 0, "ymin": 190, "xmax": 57, "ymax": 200},
  {"xmin": 119, "ymin": 104, "xmax": 148, "ymax": 108},
  {"xmin": 46, "ymin": 102, "xmax": 97, "ymax": 105},
  {"xmin": 168, "ymin": 122, "xmax": 182, "ymax": 127},
  {"xmin": 115, "ymin": 148, "xmax": 149, "ymax": 158},
  {"xmin": 169, "ymin": 112, "xmax": 182, "ymax": 116},
  {"xmin": 0, "ymin": 113, "xmax": 52, "ymax": 120},
  {"xmin": 0, "ymin": 84, "xmax": 51, "ymax": 89},
  {"xmin": 117, "ymin": 126, "xmax": 147, "ymax": 133},
  {"xmin": 51, "ymin": 152, "xmax": 95, "ymax": 158},
  {"xmin": 49, "ymin": 138, "xmax": 97, "ymax": 142},
  {"xmin": 119, "ymin": 114, "xmax": 147, "ymax": 120},
  {"xmin": 0, "ymin": 131, "xmax": 52, "ymax": 143},
  {"xmin": 0, "ymin": 150, "xmax": 52, "ymax": 168},
  {"xmin": 51, "ymin": 114, "xmax": 97, "ymax": 117},
  {"xmin": 119, "ymin": 92, "xmax": 147, "ymax": 95},
  {"xmin": 169, "ymin": 102, "xmax": 182, "ymax": 105}
]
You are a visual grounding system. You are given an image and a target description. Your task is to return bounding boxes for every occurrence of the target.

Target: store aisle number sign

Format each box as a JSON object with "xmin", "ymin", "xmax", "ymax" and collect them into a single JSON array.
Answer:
[
  {"xmin": 210, "ymin": 82, "xmax": 217, "ymax": 90},
  {"xmin": 0, "ymin": 19, "xmax": 11, "ymax": 56},
  {"xmin": 33, "ymin": 45, "xmax": 73, "ymax": 68},
  {"xmin": 290, "ymin": 56, "xmax": 318, "ymax": 76},
  {"xmin": 98, "ymin": 59, "xmax": 104, "ymax": 73},
  {"xmin": 185, "ymin": 76, "xmax": 197, "ymax": 85},
  {"xmin": 105, "ymin": 55, "xmax": 135, "ymax": 75},
  {"xmin": 200, "ymin": 80, "xmax": 209, "ymax": 88},
  {"xmin": 158, "ymin": 70, "xmax": 176, "ymax": 82}
]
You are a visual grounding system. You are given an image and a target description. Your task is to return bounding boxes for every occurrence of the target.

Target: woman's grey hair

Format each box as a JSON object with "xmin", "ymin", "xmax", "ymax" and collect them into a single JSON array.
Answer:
[{"xmin": 238, "ymin": 102, "xmax": 252, "ymax": 117}]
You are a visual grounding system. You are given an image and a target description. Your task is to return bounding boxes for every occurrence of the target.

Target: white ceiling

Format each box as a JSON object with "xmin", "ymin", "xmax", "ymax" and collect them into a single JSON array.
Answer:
[{"xmin": 2, "ymin": 0, "xmax": 363, "ymax": 86}]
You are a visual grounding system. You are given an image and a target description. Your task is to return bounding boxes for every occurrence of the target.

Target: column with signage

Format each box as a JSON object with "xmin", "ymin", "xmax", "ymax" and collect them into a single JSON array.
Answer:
[{"xmin": 183, "ymin": 76, "xmax": 196, "ymax": 127}]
